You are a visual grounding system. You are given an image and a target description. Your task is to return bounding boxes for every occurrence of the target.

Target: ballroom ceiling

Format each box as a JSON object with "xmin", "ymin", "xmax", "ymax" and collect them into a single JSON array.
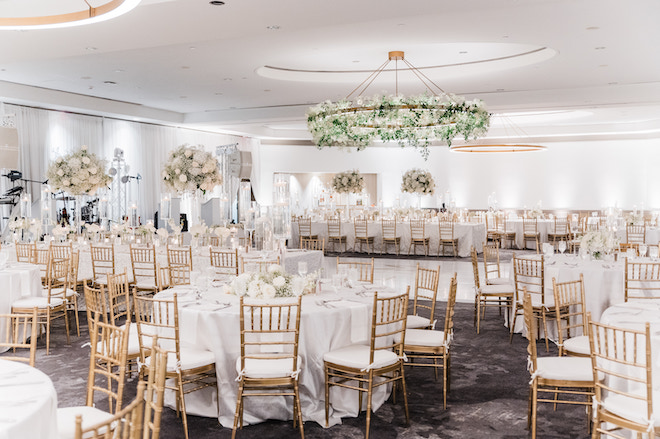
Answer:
[{"xmin": 0, "ymin": 0, "xmax": 658, "ymax": 144}]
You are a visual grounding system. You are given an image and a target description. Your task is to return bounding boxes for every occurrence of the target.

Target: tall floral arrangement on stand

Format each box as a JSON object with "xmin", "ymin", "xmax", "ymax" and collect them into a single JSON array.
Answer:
[
  {"xmin": 162, "ymin": 144, "xmax": 223, "ymax": 194},
  {"xmin": 46, "ymin": 145, "xmax": 112, "ymax": 196},
  {"xmin": 331, "ymin": 169, "xmax": 364, "ymax": 194},
  {"xmin": 401, "ymin": 169, "xmax": 435, "ymax": 195}
]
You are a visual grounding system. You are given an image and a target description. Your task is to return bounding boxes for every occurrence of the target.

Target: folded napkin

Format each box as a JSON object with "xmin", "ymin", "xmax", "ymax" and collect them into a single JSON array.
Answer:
[{"xmin": 326, "ymin": 300, "xmax": 369, "ymax": 344}]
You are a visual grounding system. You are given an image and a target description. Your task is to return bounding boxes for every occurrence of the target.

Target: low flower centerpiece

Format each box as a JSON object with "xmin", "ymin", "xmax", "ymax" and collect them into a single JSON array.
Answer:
[
  {"xmin": 401, "ymin": 169, "xmax": 435, "ymax": 195},
  {"xmin": 528, "ymin": 206, "xmax": 544, "ymax": 219},
  {"xmin": 579, "ymin": 230, "xmax": 619, "ymax": 260},
  {"xmin": 331, "ymin": 169, "xmax": 364, "ymax": 194},
  {"xmin": 225, "ymin": 264, "xmax": 317, "ymax": 299}
]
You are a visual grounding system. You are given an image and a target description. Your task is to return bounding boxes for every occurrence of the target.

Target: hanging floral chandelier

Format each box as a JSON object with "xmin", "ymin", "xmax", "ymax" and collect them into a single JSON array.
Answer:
[{"xmin": 307, "ymin": 51, "xmax": 491, "ymax": 160}]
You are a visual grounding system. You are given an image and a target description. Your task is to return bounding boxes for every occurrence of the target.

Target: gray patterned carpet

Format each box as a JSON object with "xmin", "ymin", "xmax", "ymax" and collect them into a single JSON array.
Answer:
[{"xmin": 4, "ymin": 298, "xmax": 590, "ymax": 438}]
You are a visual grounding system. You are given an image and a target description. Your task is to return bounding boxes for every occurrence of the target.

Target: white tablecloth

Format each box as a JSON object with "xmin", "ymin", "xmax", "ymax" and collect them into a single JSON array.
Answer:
[
  {"xmin": 504, "ymin": 219, "xmax": 554, "ymax": 249},
  {"xmin": 156, "ymin": 283, "xmax": 392, "ymax": 427},
  {"xmin": 291, "ymin": 220, "xmax": 485, "ymax": 257},
  {"xmin": 0, "ymin": 262, "xmax": 44, "ymax": 353},
  {"xmin": 0, "ymin": 359, "xmax": 58, "ymax": 439}
]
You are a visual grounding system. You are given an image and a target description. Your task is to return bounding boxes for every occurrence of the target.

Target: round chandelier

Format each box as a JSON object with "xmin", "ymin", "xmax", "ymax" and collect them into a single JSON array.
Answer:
[
  {"xmin": 450, "ymin": 113, "xmax": 546, "ymax": 153},
  {"xmin": 306, "ymin": 51, "xmax": 491, "ymax": 160}
]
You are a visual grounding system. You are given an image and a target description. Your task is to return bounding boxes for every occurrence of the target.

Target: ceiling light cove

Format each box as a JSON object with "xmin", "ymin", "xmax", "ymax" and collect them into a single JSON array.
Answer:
[{"xmin": 256, "ymin": 43, "xmax": 556, "ymax": 83}]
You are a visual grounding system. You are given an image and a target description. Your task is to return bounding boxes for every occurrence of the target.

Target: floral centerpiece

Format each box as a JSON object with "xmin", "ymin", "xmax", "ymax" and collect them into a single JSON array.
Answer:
[
  {"xmin": 224, "ymin": 264, "xmax": 316, "ymax": 299},
  {"xmin": 401, "ymin": 169, "xmax": 435, "ymax": 195},
  {"xmin": 528, "ymin": 206, "xmax": 544, "ymax": 219},
  {"xmin": 162, "ymin": 144, "xmax": 223, "ymax": 194},
  {"xmin": 46, "ymin": 145, "xmax": 112, "ymax": 196},
  {"xmin": 332, "ymin": 169, "xmax": 364, "ymax": 194},
  {"xmin": 136, "ymin": 222, "xmax": 156, "ymax": 238},
  {"xmin": 579, "ymin": 230, "xmax": 619, "ymax": 260},
  {"xmin": 625, "ymin": 211, "xmax": 644, "ymax": 226}
]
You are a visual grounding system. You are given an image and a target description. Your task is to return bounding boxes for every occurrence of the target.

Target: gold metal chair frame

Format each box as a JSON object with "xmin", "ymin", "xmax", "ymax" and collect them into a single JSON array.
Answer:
[
  {"xmin": 130, "ymin": 245, "xmax": 158, "ymax": 294},
  {"xmin": 0, "ymin": 308, "xmax": 39, "ymax": 366},
  {"xmin": 336, "ymin": 257, "xmax": 374, "ymax": 283},
  {"xmin": 326, "ymin": 219, "xmax": 347, "ymax": 253},
  {"xmin": 300, "ymin": 237, "xmax": 325, "ymax": 253},
  {"xmin": 354, "ymin": 218, "xmax": 375, "ymax": 254},
  {"xmin": 409, "ymin": 219, "xmax": 430, "ymax": 256},
  {"xmin": 240, "ymin": 256, "xmax": 281, "ymax": 274},
  {"xmin": 624, "ymin": 259, "xmax": 660, "ymax": 301},
  {"xmin": 167, "ymin": 245, "xmax": 193, "ymax": 271},
  {"xmin": 381, "ymin": 219, "xmax": 401, "ymax": 255},
  {"xmin": 210, "ymin": 248, "xmax": 240, "ymax": 276},
  {"xmin": 471, "ymin": 247, "xmax": 513, "ymax": 334},
  {"xmin": 437, "ymin": 221, "xmax": 458, "ymax": 257},
  {"xmin": 552, "ymin": 275, "xmax": 589, "ymax": 357},
  {"xmin": 408, "ymin": 264, "xmax": 441, "ymax": 330},
  {"xmin": 522, "ymin": 218, "xmax": 540, "ymax": 253},
  {"xmin": 90, "ymin": 244, "xmax": 115, "ymax": 287}
]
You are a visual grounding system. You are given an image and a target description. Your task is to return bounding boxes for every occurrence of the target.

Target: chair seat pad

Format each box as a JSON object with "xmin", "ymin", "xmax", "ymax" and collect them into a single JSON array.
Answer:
[
  {"xmin": 97, "ymin": 324, "xmax": 141, "ymax": 356},
  {"xmin": 406, "ymin": 314, "xmax": 431, "ymax": 329},
  {"xmin": 518, "ymin": 293, "xmax": 554, "ymax": 309},
  {"xmin": 135, "ymin": 280, "xmax": 157, "ymax": 290},
  {"xmin": 57, "ymin": 406, "xmax": 115, "ymax": 439},
  {"xmin": 12, "ymin": 296, "xmax": 65, "ymax": 309},
  {"xmin": 235, "ymin": 355, "xmax": 302, "ymax": 379},
  {"xmin": 405, "ymin": 329, "xmax": 447, "ymax": 348},
  {"xmin": 51, "ymin": 287, "xmax": 78, "ymax": 298},
  {"xmin": 323, "ymin": 344, "xmax": 399, "ymax": 370},
  {"xmin": 480, "ymin": 284, "xmax": 514, "ymax": 296},
  {"xmin": 534, "ymin": 356, "xmax": 593, "ymax": 382},
  {"xmin": 601, "ymin": 389, "xmax": 660, "ymax": 427},
  {"xmin": 165, "ymin": 347, "xmax": 215, "ymax": 372},
  {"xmin": 486, "ymin": 277, "xmax": 512, "ymax": 286},
  {"xmin": 563, "ymin": 335, "xmax": 590, "ymax": 355}
]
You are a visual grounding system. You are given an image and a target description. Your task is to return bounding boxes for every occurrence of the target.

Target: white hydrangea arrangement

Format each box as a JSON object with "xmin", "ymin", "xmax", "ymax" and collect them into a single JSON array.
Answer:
[
  {"xmin": 331, "ymin": 169, "xmax": 364, "ymax": 194},
  {"xmin": 46, "ymin": 145, "xmax": 112, "ymax": 196},
  {"xmin": 579, "ymin": 230, "xmax": 619, "ymax": 259},
  {"xmin": 224, "ymin": 264, "xmax": 316, "ymax": 299},
  {"xmin": 625, "ymin": 211, "xmax": 644, "ymax": 226},
  {"xmin": 528, "ymin": 206, "xmax": 544, "ymax": 219},
  {"xmin": 401, "ymin": 169, "xmax": 435, "ymax": 195},
  {"xmin": 162, "ymin": 144, "xmax": 223, "ymax": 194}
]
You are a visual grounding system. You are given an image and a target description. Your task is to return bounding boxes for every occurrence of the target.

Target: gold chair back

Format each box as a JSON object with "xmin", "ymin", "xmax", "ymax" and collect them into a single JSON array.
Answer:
[
  {"xmin": 624, "ymin": 259, "xmax": 660, "ymax": 301},
  {"xmin": 209, "ymin": 248, "xmax": 239, "ymax": 275},
  {"xmin": 552, "ymin": 274, "xmax": 588, "ymax": 356},
  {"xmin": 411, "ymin": 264, "xmax": 440, "ymax": 325},
  {"xmin": 0, "ymin": 309, "xmax": 39, "ymax": 366},
  {"xmin": 129, "ymin": 245, "xmax": 157, "ymax": 293},
  {"xmin": 166, "ymin": 245, "xmax": 193, "ymax": 271},
  {"xmin": 336, "ymin": 257, "xmax": 374, "ymax": 283}
]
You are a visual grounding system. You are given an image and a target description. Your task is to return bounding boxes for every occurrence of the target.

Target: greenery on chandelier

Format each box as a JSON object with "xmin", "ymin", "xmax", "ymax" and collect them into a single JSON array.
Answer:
[{"xmin": 307, "ymin": 93, "xmax": 491, "ymax": 160}]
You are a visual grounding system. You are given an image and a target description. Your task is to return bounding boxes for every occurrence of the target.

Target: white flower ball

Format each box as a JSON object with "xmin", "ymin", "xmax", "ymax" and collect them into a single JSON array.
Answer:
[
  {"xmin": 57, "ymin": 169, "xmax": 64, "ymax": 176},
  {"xmin": 262, "ymin": 284, "xmax": 276, "ymax": 299},
  {"xmin": 82, "ymin": 157, "xmax": 91, "ymax": 165},
  {"xmin": 179, "ymin": 174, "xmax": 187, "ymax": 182},
  {"xmin": 175, "ymin": 168, "xmax": 181, "ymax": 175},
  {"xmin": 81, "ymin": 145, "xmax": 88, "ymax": 151},
  {"xmin": 272, "ymin": 276, "xmax": 286, "ymax": 288}
]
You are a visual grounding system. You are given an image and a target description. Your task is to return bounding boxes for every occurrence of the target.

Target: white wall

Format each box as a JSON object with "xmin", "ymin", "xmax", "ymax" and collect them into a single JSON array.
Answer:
[{"xmin": 254, "ymin": 138, "xmax": 660, "ymax": 211}]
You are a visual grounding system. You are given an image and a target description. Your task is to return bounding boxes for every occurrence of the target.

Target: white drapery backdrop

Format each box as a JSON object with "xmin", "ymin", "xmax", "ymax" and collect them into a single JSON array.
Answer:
[{"xmin": 10, "ymin": 104, "xmax": 256, "ymax": 223}]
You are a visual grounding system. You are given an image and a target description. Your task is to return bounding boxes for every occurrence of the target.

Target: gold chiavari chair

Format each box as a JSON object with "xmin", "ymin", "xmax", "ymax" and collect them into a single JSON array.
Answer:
[
  {"xmin": 485, "ymin": 215, "xmax": 500, "ymax": 245},
  {"xmin": 482, "ymin": 242, "xmax": 510, "ymax": 285},
  {"xmin": 83, "ymin": 282, "xmax": 108, "ymax": 336},
  {"xmin": 496, "ymin": 216, "xmax": 516, "ymax": 249},
  {"xmin": 50, "ymin": 241, "xmax": 72, "ymax": 260},
  {"xmin": 240, "ymin": 256, "xmax": 280, "ymax": 274},
  {"xmin": 547, "ymin": 217, "xmax": 570, "ymax": 249},
  {"xmin": 626, "ymin": 224, "xmax": 646, "ymax": 246},
  {"xmin": 133, "ymin": 293, "xmax": 216, "ymax": 439},
  {"xmin": 15, "ymin": 242, "xmax": 35, "ymax": 263},
  {"xmin": 129, "ymin": 245, "xmax": 158, "ymax": 294},
  {"xmin": 90, "ymin": 244, "xmax": 115, "ymax": 287},
  {"xmin": 107, "ymin": 270, "xmax": 141, "ymax": 374},
  {"xmin": 552, "ymin": 275, "xmax": 590, "ymax": 357},
  {"xmin": 142, "ymin": 341, "xmax": 168, "ymax": 439},
  {"xmin": 232, "ymin": 296, "xmax": 304, "ymax": 439},
  {"xmin": 624, "ymin": 259, "xmax": 660, "ymax": 301},
  {"xmin": 471, "ymin": 247, "xmax": 514, "ymax": 334},
  {"xmin": 12, "ymin": 257, "xmax": 70, "ymax": 354},
  {"xmin": 0, "ymin": 308, "xmax": 39, "ymax": 366},
  {"xmin": 510, "ymin": 254, "xmax": 553, "ymax": 351},
  {"xmin": 167, "ymin": 245, "xmax": 193, "ymax": 271},
  {"xmin": 404, "ymin": 274, "xmax": 457, "ymax": 409},
  {"xmin": 209, "ymin": 248, "xmax": 239, "ymax": 276},
  {"xmin": 381, "ymin": 219, "xmax": 401, "ymax": 255},
  {"xmin": 297, "ymin": 217, "xmax": 317, "ymax": 240},
  {"xmin": 300, "ymin": 237, "xmax": 325, "ymax": 253},
  {"xmin": 34, "ymin": 247, "xmax": 50, "ymax": 285},
  {"xmin": 523, "ymin": 218, "xmax": 540, "ymax": 253},
  {"xmin": 437, "ymin": 220, "xmax": 458, "ymax": 257},
  {"xmin": 354, "ymin": 218, "xmax": 375, "ymax": 254},
  {"xmin": 336, "ymin": 257, "xmax": 374, "ymax": 283},
  {"xmin": 57, "ymin": 316, "xmax": 131, "ymax": 438},
  {"xmin": 409, "ymin": 219, "xmax": 430, "ymax": 256},
  {"xmin": 406, "ymin": 264, "xmax": 440, "ymax": 329},
  {"xmin": 324, "ymin": 291, "xmax": 409, "ymax": 439},
  {"xmin": 524, "ymin": 292, "xmax": 594, "ymax": 439},
  {"xmin": 588, "ymin": 318, "xmax": 654, "ymax": 438},
  {"xmin": 155, "ymin": 264, "xmax": 171, "ymax": 292},
  {"xmin": 62, "ymin": 250, "xmax": 81, "ymax": 336},
  {"xmin": 326, "ymin": 218, "xmax": 347, "ymax": 253},
  {"xmin": 168, "ymin": 264, "xmax": 191, "ymax": 286}
]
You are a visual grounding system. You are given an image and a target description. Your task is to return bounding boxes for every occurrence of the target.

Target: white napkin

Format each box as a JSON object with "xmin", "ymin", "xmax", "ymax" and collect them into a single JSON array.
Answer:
[{"xmin": 326, "ymin": 300, "xmax": 369, "ymax": 344}]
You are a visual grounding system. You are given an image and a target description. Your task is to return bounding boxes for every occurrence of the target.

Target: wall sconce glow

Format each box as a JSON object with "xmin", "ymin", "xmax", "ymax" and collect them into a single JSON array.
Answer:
[{"xmin": 0, "ymin": 0, "xmax": 141, "ymax": 30}]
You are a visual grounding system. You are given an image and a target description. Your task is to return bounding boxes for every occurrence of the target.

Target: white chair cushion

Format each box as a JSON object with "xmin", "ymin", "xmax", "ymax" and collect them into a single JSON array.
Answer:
[
  {"xmin": 235, "ymin": 355, "xmax": 302, "ymax": 379},
  {"xmin": 57, "ymin": 406, "xmax": 115, "ymax": 439},
  {"xmin": 323, "ymin": 344, "xmax": 399, "ymax": 370},
  {"xmin": 155, "ymin": 347, "xmax": 215, "ymax": 372},
  {"xmin": 487, "ymin": 277, "xmax": 512, "ymax": 286},
  {"xmin": 12, "ymin": 296, "xmax": 65, "ymax": 309},
  {"xmin": 534, "ymin": 356, "xmax": 593, "ymax": 382},
  {"xmin": 51, "ymin": 287, "xmax": 78, "ymax": 298},
  {"xmin": 601, "ymin": 388, "xmax": 660, "ymax": 427},
  {"xmin": 135, "ymin": 280, "xmax": 157, "ymax": 290},
  {"xmin": 480, "ymin": 284, "xmax": 514, "ymax": 295},
  {"xmin": 563, "ymin": 335, "xmax": 590, "ymax": 356},
  {"xmin": 96, "ymin": 324, "xmax": 141, "ymax": 356},
  {"xmin": 406, "ymin": 314, "xmax": 431, "ymax": 329},
  {"xmin": 518, "ymin": 293, "xmax": 554, "ymax": 309},
  {"xmin": 405, "ymin": 329, "xmax": 447, "ymax": 348}
]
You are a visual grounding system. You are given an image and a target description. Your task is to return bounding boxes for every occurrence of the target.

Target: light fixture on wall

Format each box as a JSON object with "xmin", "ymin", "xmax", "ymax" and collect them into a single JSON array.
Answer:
[
  {"xmin": 306, "ymin": 51, "xmax": 491, "ymax": 160},
  {"xmin": 0, "ymin": 0, "xmax": 141, "ymax": 30},
  {"xmin": 449, "ymin": 113, "xmax": 546, "ymax": 153}
]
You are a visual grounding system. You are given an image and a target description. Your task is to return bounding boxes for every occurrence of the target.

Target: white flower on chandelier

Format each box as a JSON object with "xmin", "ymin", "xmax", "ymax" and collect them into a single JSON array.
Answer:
[
  {"xmin": 162, "ymin": 144, "xmax": 223, "ymax": 194},
  {"xmin": 46, "ymin": 145, "xmax": 112, "ymax": 196},
  {"xmin": 401, "ymin": 169, "xmax": 435, "ymax": 195},
  {"xmin": 331, "ymin": 169, "xmax": 364, "ymax": 194}
]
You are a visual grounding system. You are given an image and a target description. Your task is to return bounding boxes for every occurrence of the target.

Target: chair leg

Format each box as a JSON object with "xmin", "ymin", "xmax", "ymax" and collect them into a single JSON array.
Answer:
[
  {"xmin": 45, "ymin": 313, "xmax": 51, "ymax": 355},
  {"xmin": 177, "ymin": 372, "xmax": 190, "ymax": 439},
  {"xmin": 442, "ymin": 355, "xmax": 448, "ymax": 409},
  {"xmin": 476, "ymin": 296, "xmax": 482, "ymax": 334},
  {"xmin": 365, "ymin": 372, "xmax": 374, "ymax": 439},
  {"xmin": 324, "ymin": 366, "xmax": 330, "ymax": 427},
  {"xmin": 400, "ymin": 364, "xmax": 409, "ymax": 424},
  {"xmin": 294, "ymin": 380, "xmax": 304, "ymax": 438},
  {"xmin": 541, "ymin": 309, "xmax": 550, "ymax": 352},
  {"xmin": 232, "ymin": 381, "xmax": 243, "ymax": 439},
  {"xmin": 509, "ymin": 305, "xmax": 520, "ymax": 343},
  {"xmin": 531, "ymin": 382, "xmax": 538, "ymax": 439}
]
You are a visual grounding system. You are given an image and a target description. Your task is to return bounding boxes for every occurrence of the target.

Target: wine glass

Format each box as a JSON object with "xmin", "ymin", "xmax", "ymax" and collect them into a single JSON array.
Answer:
[
  {"xmin": 558, "ymin": 240, "xmax": 567, "ymax": 255},
  {"xmin": 639, "ymin": 243, "xmax": 648, "ymax": 258},
  {"xmin": 298, "ymin": 261, "xmax": 308, "ymax": 277}
]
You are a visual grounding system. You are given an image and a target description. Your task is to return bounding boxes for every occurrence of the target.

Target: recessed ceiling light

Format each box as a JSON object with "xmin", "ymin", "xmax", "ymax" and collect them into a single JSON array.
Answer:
[
  {"xmin": 595, "ymin": 46, "xmax": 606, "ymax": 50},
  {"xmin": 266, "ymin": 25, "xmax": 280, "ymax": 30},
  {"xmin": 496, "ymin": 88, "xmax": 505, "ymax": 92},
  {"xmin": 264, "ymin": 89, "xmax": 271, "ymax": 92},
  {"xmin": 189, "ymin": 46, "xmax": 196, "ymax": 51},
  {"xmin": 81, "ymin": 76, "xmax": 92, "ymax": 80},
  {"xmin": 352, "ymin": 60, "xmax": 360, "ymax": 63},
  {"xmin": 209, "ymin": 1, "xmax": 225, "ymax": 5},
  {"xmin": 599, "ymin": 64, "xmax": 608, "ymax": 67},
  {"xmin": 180, "ymin": 96, "xmax": 187, "ymax": 99},
  {"xmin": 85, "ymin": 47, "xmax": 98, "ymax": 51},
  {"xmin": 586, "ymin": 26, "xmax": 600, "ymax": 31},
  {"xmin": 215, "ymin": 92, "xmax": 223, "ymax": 95},
  {"xmin": 459, "ymin": 51, "xmax": 468, "ymax": 54},
  {"xmin": 114, "ymin": 69, "xmax": 124, "ymax": 73},
  {"xmin": 608, "ymin": 82, "xmax": 618, "ymax": 85},
  {"xmin": 241, "ymin": 77, "xmax": 247, "ymax": 80}
]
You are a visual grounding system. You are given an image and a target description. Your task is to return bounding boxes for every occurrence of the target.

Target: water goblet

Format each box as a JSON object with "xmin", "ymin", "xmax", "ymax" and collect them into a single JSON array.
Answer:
[
  {"xmin": 558, "ymin": 240, "xmax": 566, "ymax": 255},
  {"xmin": 298, "ymin": 261, "xmax": 308, "ymax": 277},
  {"xmin": 639, "ymin": 244, "xmax": 648, "ymax": 258}
]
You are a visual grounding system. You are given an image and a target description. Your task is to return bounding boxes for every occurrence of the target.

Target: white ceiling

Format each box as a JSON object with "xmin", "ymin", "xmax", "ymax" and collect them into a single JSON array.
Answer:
[{"xmin": 0, "ymin": 0, "xmax": 659, "ymax": 144}]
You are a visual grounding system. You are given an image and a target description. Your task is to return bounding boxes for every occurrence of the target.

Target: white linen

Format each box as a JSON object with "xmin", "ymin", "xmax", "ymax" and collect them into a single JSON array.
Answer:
[{"xmin": 0, "ymin": 359, "xmax": 58, "ymax": 439}]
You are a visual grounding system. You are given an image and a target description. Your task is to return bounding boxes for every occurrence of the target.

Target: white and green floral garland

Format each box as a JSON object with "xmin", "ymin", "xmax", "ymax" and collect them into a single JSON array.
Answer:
[
  {"xmin": 401, "ymin": 169, "xmax": 435, "ymax": 195},
  {"xmin": 579, "ymin": 230, "xmax": 619, "ymax": 259},
  {"xmin": 46, "ymin": 145, "xmax": 112, "ymax": 196},
  {"xmin": 224, "ymin": 264, "xmax": 316, "ymax": 299},
  {"xmin": 162, "ymin": 144, "xmax": 223, "ymax": 194},
  {"xmin": 307, "ymin": 93, "xmax": 490, "ymax": 160},
  {"xmin": 332, "ymin": 169, "xmax": 364, "ymax": 194}
]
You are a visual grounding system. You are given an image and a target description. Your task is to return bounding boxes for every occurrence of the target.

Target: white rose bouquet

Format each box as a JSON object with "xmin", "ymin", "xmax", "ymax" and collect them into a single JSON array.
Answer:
[
  {"xmin": 332, "ymin": 169, "xmax": 364, "ymax": 194},
  {"xmin": 579, "ymin": 230, "xmax": 619, "ymax": 259},
  {"xmin": 224, "ymin": 264, "xmax": 316, "ymax": 299},
  {"xmin": 162, "ymin": 144, "xmax": 223, "ymax": 194},
  {"xmin": 401, "ymin": 169, "xmax": 435, "ymax": 195},
  {"xmin": 47, "ymin": 145, "xmax": 112, "ymax": 196}
]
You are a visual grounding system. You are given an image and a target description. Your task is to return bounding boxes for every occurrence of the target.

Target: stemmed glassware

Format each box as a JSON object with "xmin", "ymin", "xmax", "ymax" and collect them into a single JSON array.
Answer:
[
  {"xmin": 298, "ymin": 261, "xmax": 308, "ymax": 277},
  {"xmin": 558, "ymin": 240, "xmax": 567, "ymax": 255}
]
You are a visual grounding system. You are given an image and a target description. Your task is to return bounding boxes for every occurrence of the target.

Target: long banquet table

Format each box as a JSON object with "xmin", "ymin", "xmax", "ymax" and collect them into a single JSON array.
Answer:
[
  {"xmin": 157, "ymin": 283, "xmax": 395, "ymax": 427},
  {"xmin": 291, "ymin": 220, "xmax": 486, "ymax": 257}
]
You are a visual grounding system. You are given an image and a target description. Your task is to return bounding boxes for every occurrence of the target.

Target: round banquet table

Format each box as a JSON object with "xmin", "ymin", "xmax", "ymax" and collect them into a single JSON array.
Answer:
[
  {"xmin": 0, "ymin": 359, "xmax": 58, "ymax": 439},
  {"xmin": 156, "ymin": 283, "xmax": 394, "ymax": 427}
]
